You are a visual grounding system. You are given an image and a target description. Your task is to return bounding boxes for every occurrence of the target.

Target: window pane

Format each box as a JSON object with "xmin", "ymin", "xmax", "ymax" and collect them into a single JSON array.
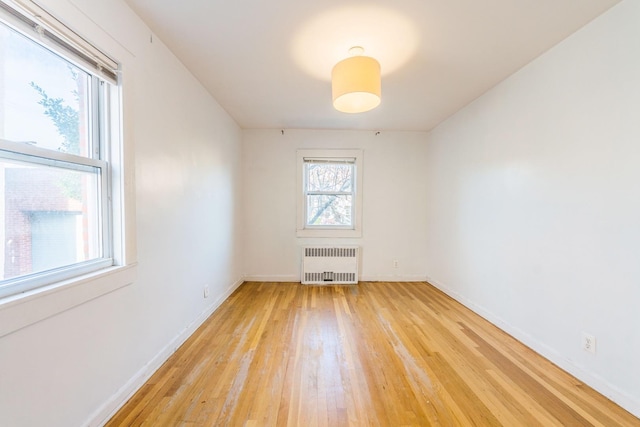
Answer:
[
  {"xmin": 1, "ymin": 157, "xmax": 102, "ymax": 280},
  {"xmin": 306, "ymin": 163, "xmax": 353, "ymax": 192},
  {"xmin": 306, "ymin": 195, "xmax": 352, "ymax": 226},
  {"xmin": 0, "ymin": 21, "xmax": 92, "ymax": 157}
]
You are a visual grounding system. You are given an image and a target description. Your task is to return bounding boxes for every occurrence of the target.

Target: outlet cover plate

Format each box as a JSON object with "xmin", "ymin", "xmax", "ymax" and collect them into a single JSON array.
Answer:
[{"xmin": 582, "ymin": 333, "xmax": 596, "ymax": 354}]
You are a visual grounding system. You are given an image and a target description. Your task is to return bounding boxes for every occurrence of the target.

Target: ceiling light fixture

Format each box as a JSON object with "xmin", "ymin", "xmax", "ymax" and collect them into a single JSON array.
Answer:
[{"xmin": 332, "ymin": 46, "xmax": 381, "ymax": 113}]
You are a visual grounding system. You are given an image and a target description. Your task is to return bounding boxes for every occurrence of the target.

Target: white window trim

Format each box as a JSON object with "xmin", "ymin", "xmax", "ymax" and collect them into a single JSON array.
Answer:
[
  {"xmin": 296, "ymin": 149, "xmax": 363, "ymax": 238},
  {"xmin": 0, "ymin": 0, "xmax": 136, "ymax": 336},
  {"xmin": 0, "ymin": 263, "xmax": 136, "ymax": 338},
  {"xmin": 0, "ymin": 12, "xmax": 113, "ymax": 298}
]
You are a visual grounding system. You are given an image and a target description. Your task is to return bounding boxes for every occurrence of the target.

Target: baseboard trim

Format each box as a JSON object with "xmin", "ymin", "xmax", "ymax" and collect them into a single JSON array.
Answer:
[
  {"xmin": 243, "ymin": 275, "xmax": 428, "ymax": 283},
  {"xmin": 243, "ymin": 275, "xmax": 298, "ymax": 282},
  {"xmin": 424, "ymin": 274, "xmax": 640, "ymax": 419},
  {"xmin": 85, "ymin": 278, "xmax": 244, "ymax": 427},
  {"xmin": 360, "ymin": 275, "xmax": 427, "ymax": 282}
]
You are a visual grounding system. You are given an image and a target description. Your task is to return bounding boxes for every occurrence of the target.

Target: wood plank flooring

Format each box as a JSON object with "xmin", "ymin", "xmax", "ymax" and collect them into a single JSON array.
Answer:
[{"xmin": 107, "ymin": 282, "xmax": 640, "ymax": 426}]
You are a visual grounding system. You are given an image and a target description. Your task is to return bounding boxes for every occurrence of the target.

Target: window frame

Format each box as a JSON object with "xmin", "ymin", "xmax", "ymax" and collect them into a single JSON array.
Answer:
[
  {"xmin": 303, "ymin": 158, "xmax": 356, "ymax": 230},
  {"xmin": 296, "ymin": 149, "xmax": 363, "ymax": 238},
  {"xmin": 0, "ymin": 0, "xmax": 120, "ymax": 299}
]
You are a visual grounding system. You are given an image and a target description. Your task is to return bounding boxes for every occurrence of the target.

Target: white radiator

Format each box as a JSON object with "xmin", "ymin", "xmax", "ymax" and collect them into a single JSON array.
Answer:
[{"xmin": 301, "ymin": 246, "xmax": 359, "ymax": 285}]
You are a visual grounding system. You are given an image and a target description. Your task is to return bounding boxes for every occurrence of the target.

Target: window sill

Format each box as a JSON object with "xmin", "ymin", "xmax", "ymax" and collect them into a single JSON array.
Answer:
[
  {"xmin": 0, "ymin": 263, "xmax": 137, "ymax": 338},
  {"xmin": 296, "ymin": 227, "xmax": 362, "ymax": 238}
]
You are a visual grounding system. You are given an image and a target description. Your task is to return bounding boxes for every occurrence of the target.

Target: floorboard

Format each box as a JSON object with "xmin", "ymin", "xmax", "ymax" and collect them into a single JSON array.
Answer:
[{"xmin": 106, "ymin": 282, "xmax": 640, "ymax": 426}]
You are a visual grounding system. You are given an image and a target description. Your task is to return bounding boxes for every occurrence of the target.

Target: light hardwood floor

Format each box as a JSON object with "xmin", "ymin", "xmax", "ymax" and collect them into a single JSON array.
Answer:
[{"xmin": 107, "ymin": 282, "xmax": 639, "ymax": 426}]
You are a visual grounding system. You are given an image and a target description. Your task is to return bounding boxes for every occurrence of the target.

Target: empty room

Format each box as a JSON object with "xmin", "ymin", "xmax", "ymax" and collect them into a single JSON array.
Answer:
[{"xmin": 0, "ymin": 0, "xmax": 638, "ymax": 425}]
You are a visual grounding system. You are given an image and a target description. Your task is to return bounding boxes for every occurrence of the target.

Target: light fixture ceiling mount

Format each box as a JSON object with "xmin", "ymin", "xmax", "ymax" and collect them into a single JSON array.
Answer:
[{"xmin": 331, "ymin": 46, "xmax": 381, "ymax": 114}]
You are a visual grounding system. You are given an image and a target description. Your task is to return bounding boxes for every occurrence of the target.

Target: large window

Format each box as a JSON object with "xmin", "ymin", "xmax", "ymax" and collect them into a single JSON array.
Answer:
[
  {"xmin": 297, "ymin": 149, "xmax": 363, "ymax": 238},
  {"xmin": 0, "ymin": 1, "xmax": 120, "ymax": 298}
]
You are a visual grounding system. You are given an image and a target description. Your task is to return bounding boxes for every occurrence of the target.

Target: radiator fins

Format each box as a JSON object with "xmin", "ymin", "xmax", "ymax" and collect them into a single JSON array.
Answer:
[
  {"xmin": 304, "ymin": 272, "xmax": 357, "ymax": 283},
  {"xmin": 304, "ymin": 247, "xmax": 357, "ymax": 258},
  {"xmin": 302, "ymin": 246, "xmax": 359, "ymax": 285}
]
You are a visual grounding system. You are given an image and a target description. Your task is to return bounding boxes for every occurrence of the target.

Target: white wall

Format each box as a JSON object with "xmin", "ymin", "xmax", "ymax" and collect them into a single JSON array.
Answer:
[
  {"xmin": 242, "ymin": 129, "xmax": 428, "ymax": 282},
  {"xmin": 0, "ymin": 1, "xmax": 244, "ymax": 426},
  {"xmin": 424, "ymin": 0, "xmax": 640, "ymax": 417}
]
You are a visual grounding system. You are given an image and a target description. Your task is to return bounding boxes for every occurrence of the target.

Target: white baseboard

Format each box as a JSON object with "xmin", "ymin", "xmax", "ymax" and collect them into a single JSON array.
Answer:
[
  {"xmin": 425, "ymin": 274, "xmax": 640, "ymax": 419},
  {"xmin": 243, "ymin": 274, "xmax": 299, "ymax": 282},
  {"xmin": 360, "ymin": 274, "xmax": 427, "ymax": 282},
  {"xmin": 85, "ymin": 278, "xmax": 244, "ymax": 427},
  {"xmin": 243, "ymin": 275, "xmax": 428, "ymax": 283}
]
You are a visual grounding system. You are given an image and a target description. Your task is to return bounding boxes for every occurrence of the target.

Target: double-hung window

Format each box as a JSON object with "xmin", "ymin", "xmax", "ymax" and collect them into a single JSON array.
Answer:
[
  {"xmin": 304, "ymin": 158, "xmax": 355, "ymax": 228},
  {"xmin": 297, "ymin": 149, "xmax": 363, "ymax": 238},
  {"xmin": 0, "ymin": 1, "xmax": 120, "ymax": 298}
]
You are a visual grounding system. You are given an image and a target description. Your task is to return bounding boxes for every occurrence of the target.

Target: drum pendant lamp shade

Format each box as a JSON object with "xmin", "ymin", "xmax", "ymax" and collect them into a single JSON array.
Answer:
[{"xmin": 332, "ymin": 54, "xmax": 381, "ymax": 113}]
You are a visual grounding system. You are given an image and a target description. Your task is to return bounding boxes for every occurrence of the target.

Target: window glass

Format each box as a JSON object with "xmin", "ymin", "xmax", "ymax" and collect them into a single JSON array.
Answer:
[
  {"xmin": 306, "ymin": 194, "xmax": 353, "ymax": 226},
  {"xmin": 304, "ymin": 161, "xmax": 355, "ymax": 228},
  {"xmin": 1, "ymin": 157, "xmax": 101, "ymax": 281},
  {"xmin": 306, "ymin": 163, "xmax": 353, "ymax": 192},
  {"xmin": 0, "ymin": 22, "xmax": 92, "ymax": 156}
]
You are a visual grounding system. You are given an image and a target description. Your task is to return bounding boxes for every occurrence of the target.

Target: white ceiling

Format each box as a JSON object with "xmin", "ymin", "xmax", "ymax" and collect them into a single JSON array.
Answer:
[{"xmin": 124, "ymin": 0, "xmax": 619, "ymax": 131}]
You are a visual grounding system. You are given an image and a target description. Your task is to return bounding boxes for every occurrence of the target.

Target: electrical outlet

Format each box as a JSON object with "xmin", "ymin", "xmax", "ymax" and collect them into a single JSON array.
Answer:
[
  {"xmin": 203, "ymin": 285, "xmax": 210, "ymax": 298},
  {"xmin": 582, "ymin": 333, "xmax": 596, "ymax": 354},
  {"xmin": 393, "ymin": 260, "xmax": 399, "ymax": 269}
]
